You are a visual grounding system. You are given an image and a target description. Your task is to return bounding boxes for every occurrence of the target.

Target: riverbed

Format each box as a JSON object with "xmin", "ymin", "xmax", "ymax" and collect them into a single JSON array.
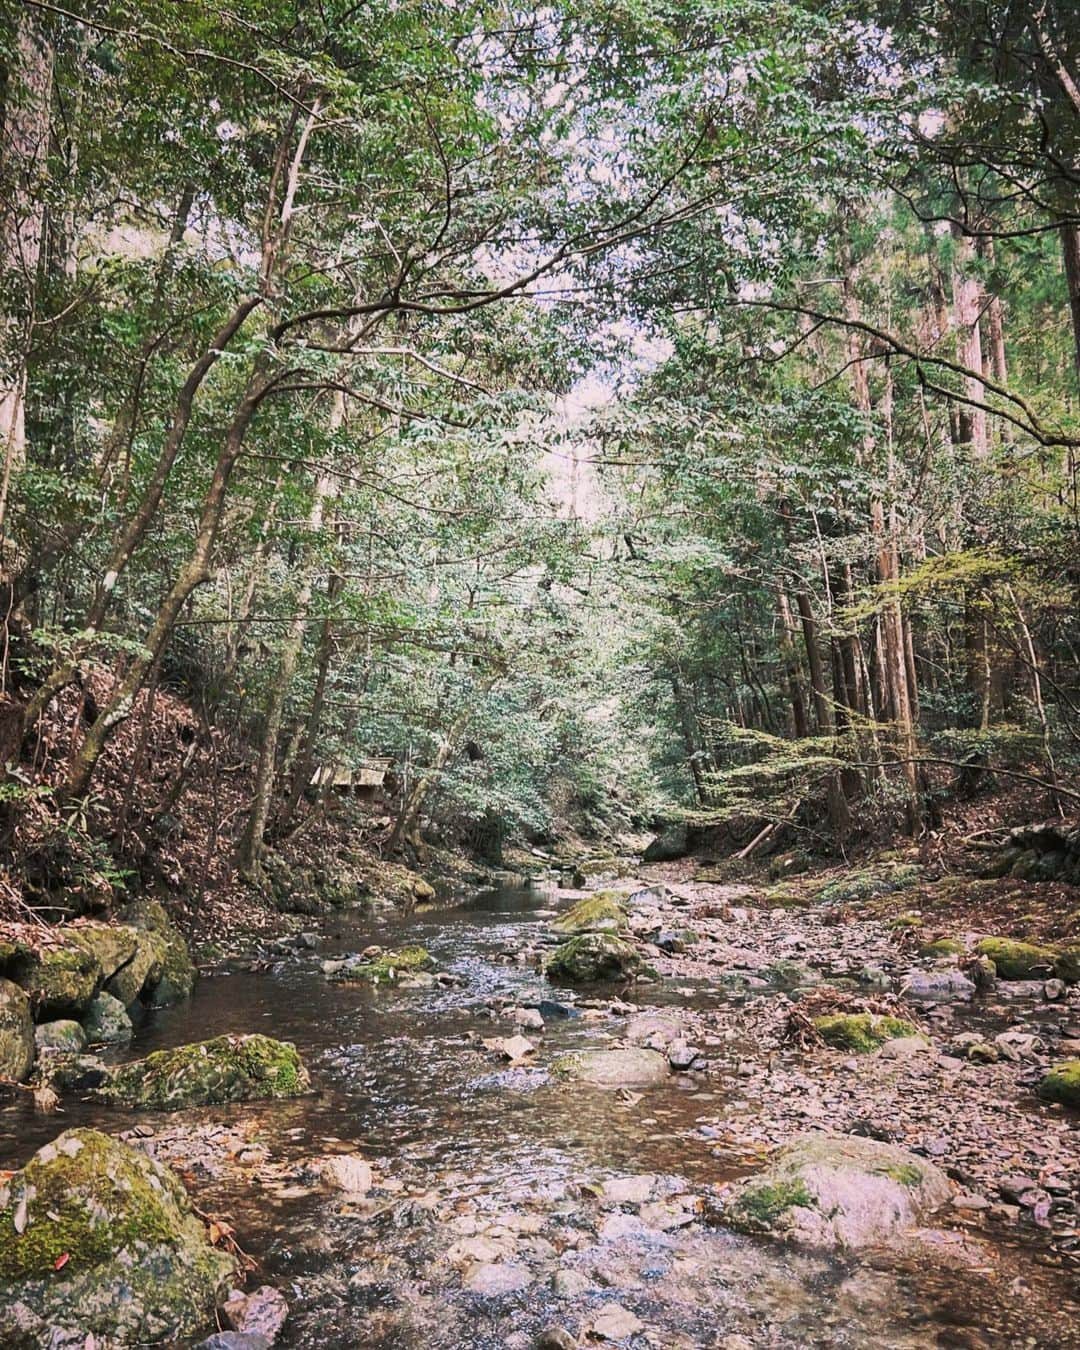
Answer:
[{"xmin": 3, "ymin": 880, "xmax": 1078, "ymax": 1348}]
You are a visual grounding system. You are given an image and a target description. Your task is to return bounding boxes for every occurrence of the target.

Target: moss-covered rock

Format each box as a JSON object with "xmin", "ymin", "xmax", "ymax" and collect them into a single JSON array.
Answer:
[
  {"xmin": 81, "ymin": 991, "xmax": 133, "ymax": 1044},
  {"xmin": 545, "ymin": 932, "xmax": 648, "ymax": 983},
  {"xmin": 766, "ymin": 960, "xmax": 821, "ymax": 989},
  {"xmin": 919, "ymin": 938, "xmax": 964, "ymax": 958},
  {"xmin": 768, "ymin": 849, "xmax": 811, "ymax": 881},
  {"xmin": 100, "ymin": 1034, "xmax": 310, "ymax": 1111},
  {"xmin": 1038, "ymin": 1061, "xmax": 1080, "ymax": 1109},
  {"xmin": 552, "ymin": 892, "xmax": 628, "ymax": 935},
  {"xmin": 326, "ymin": 946, "xmax": 436, "ymax": 985},
  {"xmin": 34, "ymin": 1020, "xmax": 86, "ymax": 1055},
  {"xmin": 1054, "ymin": 945, "xmax": 1080, "ymax": 984},
  {"xmin": 10, "ymin": 945, "xmax": 101, "ymax": 1018},
  {"xmin": 0, "ymin": 978, "xmax": 33, "ymax": 1082},
  {"xmin": 118, "ymin": 900, "xmax": 196, "ymax": 1006},
  {"xmin": 813, "ymin": 1013, "xmax": 919, "ymax": 1054},
  {"xmin": 816, "ymin": 863, "xmax": 920, "ymax": 906},
  {"xmin": 0, "ymin": 1128, "xmax": 236, "ymax": 1346},
  {"xmin": 975, "ymin": 938, "xmax": 1057, "ymax": 980},
  {"xmin": 721, "ymin": 1133, "xmax": 950, "ymax": 1249},
  {"xmin": 67, "ymin": 924, "xmax": 138, "ymax": 982}
]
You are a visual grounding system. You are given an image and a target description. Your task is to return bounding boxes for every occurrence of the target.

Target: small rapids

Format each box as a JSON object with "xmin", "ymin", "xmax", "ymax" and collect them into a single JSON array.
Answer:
[{"xmin": 1, "ymin": 882, "xmax": 1074, "ymax": 1348}]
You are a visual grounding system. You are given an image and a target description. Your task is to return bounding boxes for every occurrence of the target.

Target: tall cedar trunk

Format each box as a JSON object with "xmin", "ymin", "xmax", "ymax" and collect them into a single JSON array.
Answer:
[
  {"xmin": 1063, "ymin": 222, "xmax": 1080, "ymax": 396},
  {"xmin": 842, "ymin": 243, "xmax": 920, "ymax": 828},
  {"xmin": 671, "ymin": 670, "xmax": 707, "ymax": 803},
  {"xmin": 949, "ymin": 223, "xmax": 989, "ymax": 458},
  {"xmin": 0, "ymin": 8, "xmax": 53, "ymax": 544},
  {"xmin": 775, "ymin": 589, "xmax": 809, "ymax": 738}
]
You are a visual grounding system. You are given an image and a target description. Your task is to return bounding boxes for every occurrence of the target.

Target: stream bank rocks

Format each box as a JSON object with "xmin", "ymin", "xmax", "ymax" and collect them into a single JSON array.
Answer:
[
  {"xmin": 323, "ymin": 944, "xmax": 437, "ymax": 986},
  {"xmin": 545, "ymin": 932, "xmax": 649, "ymax": 983},
  {"xmin": 0, "ymin": 904, "xmax": 194, "ymax": 1082},
  {"xmin": 722, "ymin": 1133, "xmax": 951, "ymax": 1249},
  {"xmin": 0, "ymin": 1128, "xmax": 237, "ymax": 1347},
  {"xmin": 551, "ymin": 1046, "xmax": 670, "ymax": 1087},
  {"xmin": 99, "ymin": 1034, "xmax": 310, "ymax": 1110}
]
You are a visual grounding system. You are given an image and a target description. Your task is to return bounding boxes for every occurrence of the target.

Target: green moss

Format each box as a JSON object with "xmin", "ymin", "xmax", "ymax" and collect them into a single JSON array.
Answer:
[
  {"xmin": 919, "ymin": 938, "xmax": 964, "ymax": 957},
  {"xmin": 102, "ymin": 1033, "xmax": 310, "ymax": 1110},
  {"xmin": 11, "ymin": 945, "xmax": 101, "ymax": 1016},
  {"xmin": 0, "ymin": 1130, "xmax": 182, "ymax": 1280},
  {"xmin": 1054, "ymin": 946, "xmax": 1080, "ymax": 984},
  {"xmin": 1038, "ymin": 1061, "xmax": 1080, "ymax": 1109},
  {"xmin": 545, "ymin": 932, "xmax": 644, "ymax": 983},
  {"xmin": 879, "ymin": 1163, "xmax": 923, "ymax": 1187},
  {"xmin": 731, "ymin": 1179, "xmax": 814, "ymax": 1230},
  {"xmin": 334, "ymin": 945, "xmax": 435, "ymax": 984},
  {"xmin": 888, "ymin": 913, "xmax": 923, "ymax": 930},
  {"xmin": 975, "ymin": 938, "xmax": 1057, "ymax": 979},
  {"xmin": 813, "ymin": 1013, "xmax": 919, "ymax": 1054},
  {"xmin": 816, "ymin": 863, "xmax": 920, "ymax": 907},
  {"xmin": 552, "ymin": 892, "xmax": 628, "ymax": 934}
]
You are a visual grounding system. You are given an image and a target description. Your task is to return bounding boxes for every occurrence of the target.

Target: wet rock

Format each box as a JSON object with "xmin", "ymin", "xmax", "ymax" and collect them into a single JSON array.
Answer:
[
  {"xmin": 813, "ymin": 1013, "xmax": 919, "ymax": 1054},
  {"xmin": 551, "ymin": 1047, "xmax": 669, "ymax": 1088},
  {"xmin": 722, "ymin": 1133, "xmax": 951, "ymax": 1250},
  {"xmin": 588, "ymin": 1303, "xmax": 645, "ymax": 1340},
  {"xmin": 902, "ymin": 970, "xmax": 976, "ymax": 1002},
  {"xmin": 512, "ymin": 1007, "xmax": 545, "ymax": 1031},
  {"xmin": 546, "ymin": 933, "xmax": 648, "ymax": 984},
  {"xmin": 766, "ymin": 960, "xmax": 821, "ymax": 989},
  {"xmin": 462, "ymin": 1261, "xmax": 533, "ymax": 1295},
  {"xmin": 0, "ymin": 1128, "xmax": 237, "ymax": 1346},
  {"xmin": 666, "ymin": 1040, "xmax": 701, "ymax": 1070},
  {"xmin": 537, "ymin": 1327, "xmax": 576, "ymax": 1350},
  {"xmin": 326, "ymin": 946, "xmax": 435, "ymax": 985},
  {"xmin": 483, "ymin": 1034, "xmax": 536, "ymax": 1062},
  {"xmin": 639, "ymin": 1197, "xmax": 698, "ymax": 1230},
  {"xmin": 536, "ymin": 999, "xmax": 579, "ymax": 1020},
  {"xmin": 33, "ymin": 1019, "xmax": 86, "ymax": 1055},
  {"xmin": 600, "ymin": 1175, "xmax": 656, "ymax": 1206},
  {"xmin": 223, "ymin": 1285, "xmax": 288, "ymax": 1343},
  {"xmin": 1039, "ymin": 1061, "xmax": 1080, "ymax": 1109},
  {"xmin": 82, "ymin": 991, "xmax": 133, "ymax": 1044},
  {"xmin": 116, "ymin": 900, "xmax": 196, "ymax": 1006},
  {"xmin": 553, "ymin": 894, "xmax": 628, "ymax": 935},
  {"xmin": 623, "ymin": 1011, "xmax": 684, "ymax": 1049},
  {"xmin": 67, "ymin": 923, "xmax": 138, "ymax": 983},
  {"xmin": 0, "ymin": 978, "xmax": 34, "ymax": 1082},
  {"xmin": 198, "ymin": 1335, "xmax": 271, "ymax": 1350},
  {"xmin": 38, "ymin": 1052, "xmax": 111, "ymax": 1091},
  {"xmin": 99, "ymin": 1034, "xmax": 310, "ymax": 1110},
  {"xmin": 317, "ymin": 1154, "xmax": 372, "ymax": 1195}
]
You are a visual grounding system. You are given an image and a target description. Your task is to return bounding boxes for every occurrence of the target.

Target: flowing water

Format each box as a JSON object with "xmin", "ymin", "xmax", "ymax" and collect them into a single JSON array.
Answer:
[{"xmin": 2, "ymin": 883, "xmax": 1075, "ymax": 1348}]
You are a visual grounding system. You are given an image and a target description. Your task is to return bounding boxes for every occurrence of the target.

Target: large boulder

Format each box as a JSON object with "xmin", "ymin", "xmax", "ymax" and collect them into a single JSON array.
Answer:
[
  {"xmin": 0, "ymin": 1128, "xmax": 237, "ymax": 1347},
  {"xmin": 117, "ymin": 900, "xmax": 196, "ymax": 1006},
  {"xmin": 324, "ymin": 946, "xmax": 435, "ymax": 985},
  {"xmin": 1039, "ymin": 1061, "xmax": 1080, "ymax": 1109},
  {"xmin": 67, "ymin": 923, "xmax": 138, "ymax": 983},
  {"xmin": 552, "ymin": 893, "xmax": 628, "ymax": 935},
  {"xmin": 100, "ymin": 1034, "xmax": 310, "ymax": 1111},
  {"xmin": 546, "ymin": 933, "xmax": 648, "ymax": 984},
  {"xmin": 641, "ymin": 822, "xmax": 688, "ymax": 863},
  {"xmin": 34, "ymin": 1020, "xmax": 86, "ymax": 1055},
  {"xmin": 0, "ymin": 978, "xmax": 34, "ymax": 1082},
  {"xmin": 551, "ymin": 1047, "xmax": 670, "ymax": 1087},
  {"xmin": 975, "ymin": 937, "xmax": 1059, "ymax": 981},
  {"xmin": 813, "ymin": 1013, "xmax": 920, "ymax": 1054},
  {"xmin": 10, "ymin": 946, "xmax": 100, "ymax": 1019},
  {"xmin": 722, "ymin": 1133, "xmax": 951, "ymax": 1250}
]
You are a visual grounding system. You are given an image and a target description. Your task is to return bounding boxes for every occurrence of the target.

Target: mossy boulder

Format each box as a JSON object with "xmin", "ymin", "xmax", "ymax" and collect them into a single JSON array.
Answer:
[
  {"xmin": 1039, "ymin": 1061, "xmax": 1080, "ymax": 1109},
  {"xmin": 721, "ymin": 1133, "xmax": 950, "ymax": 1250},
  {"xmin": 118, "ymin": 900, "xmax": 196, "ymax": 1006},
  {"xmin": 81, "ymin": 991, "xmax": 133, "ymax": 1044},
  {"xmin": 326, "ymin": 946, "xmax": 436, "ymax": 985},
  {"xmin": 10, "ymin": 945, "xmax": 101, "ymax": 1019},
  {"xmin": 975, "ymin": 938, "xmax": 1057, "ymax": 980},
  {"xmin": 766, "ymin": 959, "xmax": 821, "ymax": 989},
  {"xmin": 552, "ymin": 892, "xmax": 628, "ymax": 935},
  {"xmin": 34, "ymin": 1020, "xmax": 86, "ymax": 1055},
  {"xmin": 642, "ymin": 822, "xmax": 688, "ymax": 863},
  {"xmin": 0, "ymin": 1128, "xmax": 236, "ymax": 1346},
  {"xmin": 816, "ymin": 864, "xmax": 920, "ymax": 906},
  {"xmin": 545, "ymin": 932, "xmax": 648, "ymax": 984},
  {"xmin": 767, "ymin": 849, "xmax": 811, "ymax": 881},
  {"xmin": 0, "ymin": 978, "xmax": 34, "ymax": 1082},
  {"xmin": 67, "ymin": 924, "xmax": 138, "ymax": 982},
  {"xmin": 813, "ymin": 1013, "xmax": 919, "ymax": 1054},
  {"xmin": 919, "ymin": 938, "xmax": 964, "ymax": 958},
  {"xmin": 550, "ymin": 1046, "xmax": 669, "ymax": 1087},
  {"xmin": 1054, "ymin": 945, "xmax": 1080, "ymax": 984},
  {"xmin": 99, "ymin": 1034, "xmax": 310, "ymax": 1111}
]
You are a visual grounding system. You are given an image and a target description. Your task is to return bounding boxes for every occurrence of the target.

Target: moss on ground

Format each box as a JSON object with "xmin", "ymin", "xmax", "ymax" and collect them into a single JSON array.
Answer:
[
  {"xmin": 813, "ymin": 1013, "xmax": 918, "ymax": 1054},
  {"xmin": 815, "ymin": 863, "xmax": 920, "ymax": 907},
  {"xmin": 730, "ymin": 1179, "xmax": 814, "ymax": 1230},
  {"xmin": 919, "ymin": 938, "xmax": 964, "ymax": 957},
  {"xmin": 1039, "ymin": 1061, "xmax": 1080, "ymax": 1109}
]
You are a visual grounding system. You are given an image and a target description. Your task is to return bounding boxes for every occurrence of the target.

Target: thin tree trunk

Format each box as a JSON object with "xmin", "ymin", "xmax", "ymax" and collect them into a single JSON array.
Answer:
[{"xmin": 776, "ymin": 588, "xmax": 809, "ymax": 738}]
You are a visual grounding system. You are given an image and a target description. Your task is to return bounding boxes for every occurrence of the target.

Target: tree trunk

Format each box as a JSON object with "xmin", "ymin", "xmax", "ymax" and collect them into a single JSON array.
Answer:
[
  {"xmin": 775, "ymin": 588, "xmax": 809, "ymax": 738},
  {"xmin": 1062, "ymin": 222, "xmax": 1080, "ymax": 397}
]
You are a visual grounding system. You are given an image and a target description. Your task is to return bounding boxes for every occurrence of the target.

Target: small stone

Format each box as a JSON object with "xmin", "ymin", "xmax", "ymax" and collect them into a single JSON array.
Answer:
[
  {"xmin": 1044, "ymin": 979, "xmax": 1066, "ymax": 1001},
  {"xmin": 462, "ymin": 1262, "xmax": 533, "ymax": 1296},
  {"xmin": 537, "ymin": 1327, "xmax": 576, "ymax": 1350},
  {"xmin": 317, "ymin": 1153, "xmax": 372, "ymax": 1195},
  {"xmin": 512, "ymin": 1007, "xmax": 545, "ymax": 1031},
  {"xmin": 483, "ymin": 1034, "xmax": 536, "ymax": 1061},
  {"xmin": 600, "ymin": 1174, "xmax": 656, "ymax": 1206},
  {"xmin": 223, "ymin": 1286, "xmax": 288, "ymax": 1343},
  {"xmin": 589, "ymin": 1303, "xmax": 645, "ymax": 1340},
  {"xmin": 666, "ymin": 1040, "xmax": 700, "ymax": 1070},
  {"xmin": 552, "ymin": 1269, "xmax": 593, "ymax": 1298},
  {"xmin": 34, "ymin": 1019, "xmax": 86, "ymax": 1054}
]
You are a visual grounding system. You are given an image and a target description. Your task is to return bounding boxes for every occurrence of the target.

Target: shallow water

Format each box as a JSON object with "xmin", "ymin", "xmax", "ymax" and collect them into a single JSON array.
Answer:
[{"xmin": 3, "ymin": 883, "xmax": 1077, "ymax": 1348}]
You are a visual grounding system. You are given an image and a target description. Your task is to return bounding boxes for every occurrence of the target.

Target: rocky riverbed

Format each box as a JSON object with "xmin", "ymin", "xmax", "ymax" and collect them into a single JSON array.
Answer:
[{"xmin": 1, "ymin": 863, "xmax": 1079, "ymax": 1347}]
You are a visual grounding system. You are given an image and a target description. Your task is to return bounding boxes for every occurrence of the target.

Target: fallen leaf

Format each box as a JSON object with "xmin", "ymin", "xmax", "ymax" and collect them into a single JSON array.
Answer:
[
  {"xmin": 54, "ymin": 1252, "xmax": 69, "ymax": 1270},
  {"xmin": 13, "ymin": 1196, "xmax": 27, "ymax": 1234}
]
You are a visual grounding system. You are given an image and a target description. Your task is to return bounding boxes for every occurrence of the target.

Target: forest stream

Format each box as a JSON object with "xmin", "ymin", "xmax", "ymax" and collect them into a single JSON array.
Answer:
[{"xmin": 2, "ymin": 877, "xmax": 1076, "ymax": 1349}]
